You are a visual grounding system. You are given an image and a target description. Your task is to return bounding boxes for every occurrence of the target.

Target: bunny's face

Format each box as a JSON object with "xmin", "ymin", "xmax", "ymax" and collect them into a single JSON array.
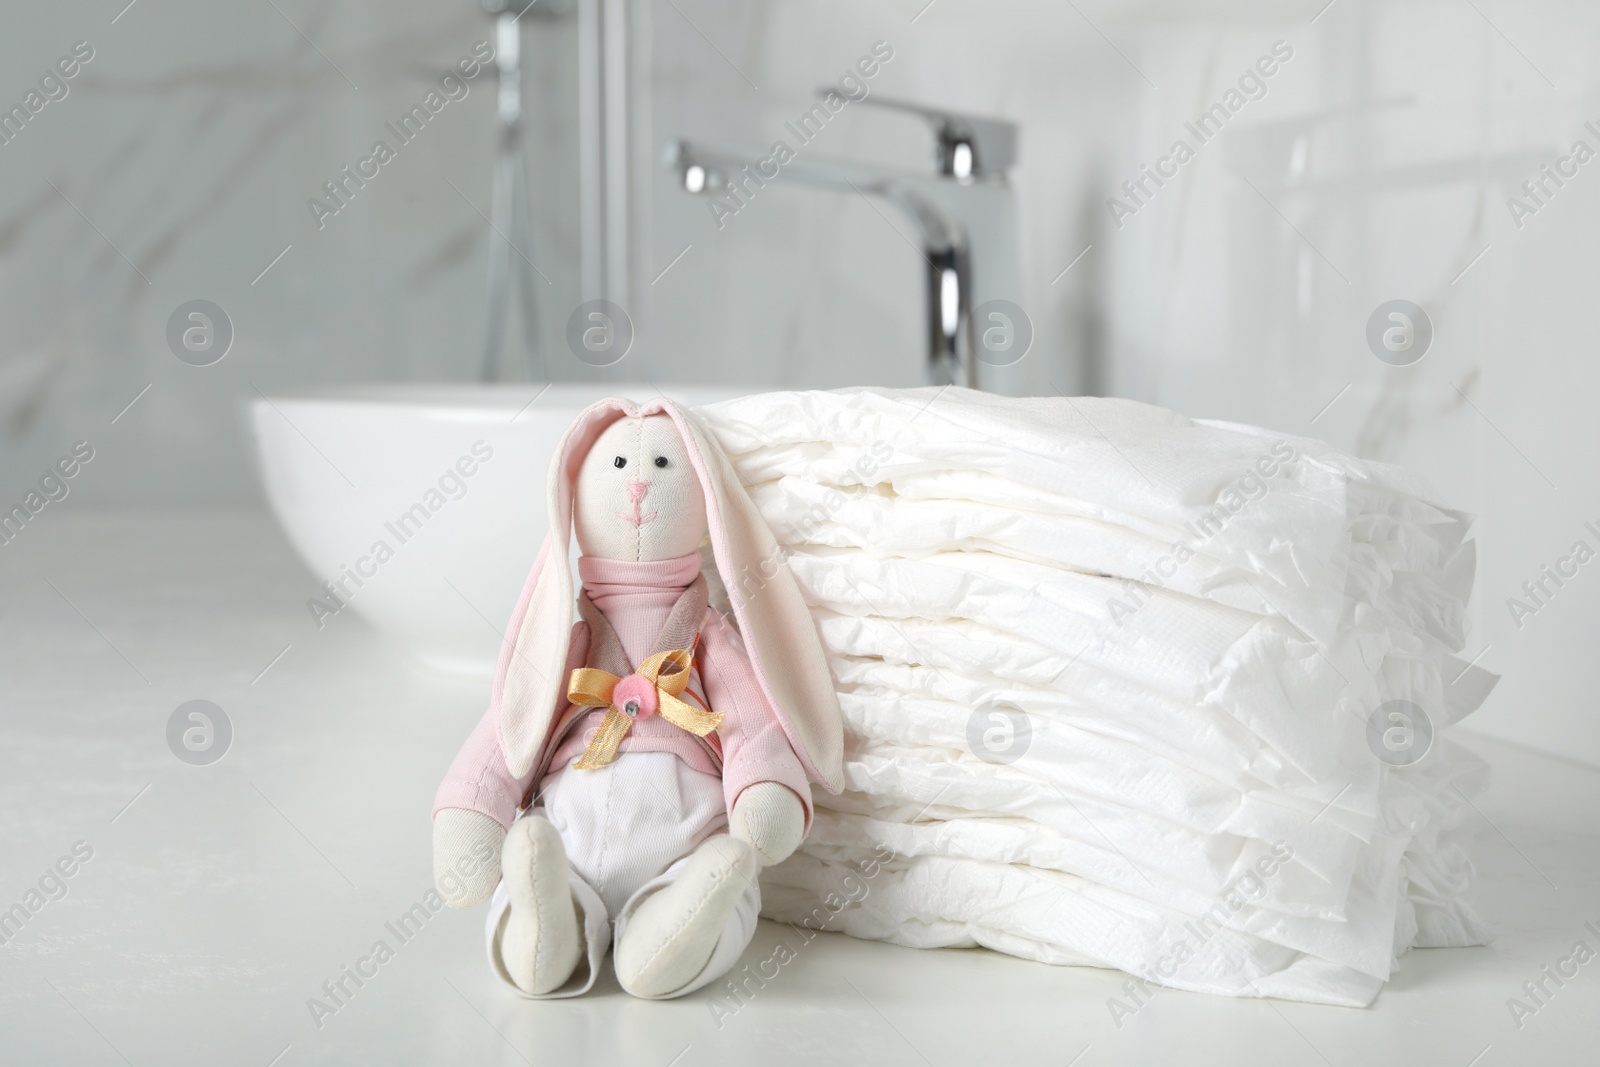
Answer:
[{"xmin": 573, "ymin": 414, "xmax": 709, "ymax": 562}]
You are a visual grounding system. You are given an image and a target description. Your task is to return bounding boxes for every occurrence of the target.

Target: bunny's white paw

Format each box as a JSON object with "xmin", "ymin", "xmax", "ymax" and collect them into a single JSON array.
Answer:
[
  {"xmin": 432, "ymin": 807, "xmax": 506, "ymax": 908},
  {"xmin": 729, "ymin": 781, "xmax": 806, "ymax": 866}
]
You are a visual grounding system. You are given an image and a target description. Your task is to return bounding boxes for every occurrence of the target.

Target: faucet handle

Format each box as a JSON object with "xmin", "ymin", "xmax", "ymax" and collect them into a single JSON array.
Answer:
[{"xmin": 826, "ymin": 92, "xmax": 1018, "ymax": 180}]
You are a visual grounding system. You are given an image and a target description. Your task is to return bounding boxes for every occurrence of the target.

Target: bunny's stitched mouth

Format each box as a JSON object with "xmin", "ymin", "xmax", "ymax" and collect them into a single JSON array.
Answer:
[{"xmin": 617, "ymin": 506, "xmax": 659, "ymax": 527}]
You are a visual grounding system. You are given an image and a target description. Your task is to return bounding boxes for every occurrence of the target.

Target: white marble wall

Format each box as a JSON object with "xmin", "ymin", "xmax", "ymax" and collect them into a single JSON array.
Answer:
[
  {"xmin": 0, "ymin": 0, "xmax": 580, "ymax": 507},
  {"xmin": 4, "ymin": 0, "xmax": 1599, "ymax": 763}
]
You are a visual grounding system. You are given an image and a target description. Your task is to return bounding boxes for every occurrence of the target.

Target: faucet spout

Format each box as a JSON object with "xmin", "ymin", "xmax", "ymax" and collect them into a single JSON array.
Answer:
[{"xmin": 666, "ymin": 139, "xmax": 978, "ymax": 387}]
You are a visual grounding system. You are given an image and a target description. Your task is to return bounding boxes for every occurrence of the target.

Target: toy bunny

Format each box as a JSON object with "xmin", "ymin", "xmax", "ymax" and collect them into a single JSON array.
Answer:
[{"xmin": 431, "ymin": 397, "xmax": 843, "ymax": 1000}]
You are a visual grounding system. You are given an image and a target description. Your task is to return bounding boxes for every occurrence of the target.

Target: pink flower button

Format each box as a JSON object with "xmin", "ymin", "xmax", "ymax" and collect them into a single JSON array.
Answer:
[{"xmin": 612, "ymin": 673, "xmax": 658, "ymax": 720}]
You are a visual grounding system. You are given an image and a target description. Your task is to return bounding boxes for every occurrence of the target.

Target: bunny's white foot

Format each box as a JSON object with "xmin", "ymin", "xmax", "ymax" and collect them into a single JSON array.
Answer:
[
  {"xmin": 498, "ymin": 816, "xmax": 582, "ymax": 995},
  {"xmin": 614, "ymin": 835, "xmax": 758, "ymax": 998}
]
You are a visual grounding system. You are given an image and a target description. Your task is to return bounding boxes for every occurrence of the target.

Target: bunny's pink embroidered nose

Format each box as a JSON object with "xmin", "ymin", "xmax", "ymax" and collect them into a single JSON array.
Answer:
[{"xmin": 617, "ymin": 479, "xmax": 659, "ymax": 527}]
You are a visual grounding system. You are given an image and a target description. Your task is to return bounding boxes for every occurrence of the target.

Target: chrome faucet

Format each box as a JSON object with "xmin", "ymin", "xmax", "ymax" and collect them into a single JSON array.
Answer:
[
  {"xmin": 477, "ymin": 0, "xmax": 569, "ymax": 380},
  {"xmin": 666, "ymin": 96, "xmax": 1018, "ymax": 389}
]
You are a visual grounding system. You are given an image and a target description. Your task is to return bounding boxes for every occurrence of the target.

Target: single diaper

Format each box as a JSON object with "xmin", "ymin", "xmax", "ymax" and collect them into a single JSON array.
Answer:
[{"xmin": 698, "ymin": 387, "xmax": 1496, "ymax": 1008}]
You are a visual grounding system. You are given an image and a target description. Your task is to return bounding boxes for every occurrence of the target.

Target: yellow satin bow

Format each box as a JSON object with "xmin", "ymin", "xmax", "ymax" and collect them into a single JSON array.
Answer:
[{"xmin": 568, "ymin": 649, "xmax": 724, "ymax": 770}]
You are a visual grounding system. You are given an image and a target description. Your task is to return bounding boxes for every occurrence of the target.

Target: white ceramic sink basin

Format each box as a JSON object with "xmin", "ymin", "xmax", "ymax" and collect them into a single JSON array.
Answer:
[{"xmin": 247, "ymin": 383, "xmax": 749, "ymax": 675}]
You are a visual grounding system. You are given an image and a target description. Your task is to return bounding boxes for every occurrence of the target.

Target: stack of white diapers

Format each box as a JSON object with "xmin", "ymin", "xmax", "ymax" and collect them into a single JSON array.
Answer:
[{"xmin": 696, "ymin": 387, "xmax": 1497, "ymax": 1008}]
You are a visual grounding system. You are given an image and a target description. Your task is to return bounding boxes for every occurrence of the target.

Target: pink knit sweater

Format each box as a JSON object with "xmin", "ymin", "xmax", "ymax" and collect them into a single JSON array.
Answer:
[{"xmin": 432, "ymin": 552, "xmax": 812, "ymax": 830}]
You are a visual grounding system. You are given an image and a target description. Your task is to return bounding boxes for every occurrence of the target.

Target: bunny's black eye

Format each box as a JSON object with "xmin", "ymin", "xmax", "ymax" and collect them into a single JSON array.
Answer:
[
  {"xmin": 613, "ymin": 456, "xmax": 627, "ymax": 469},
  {"xmin": 654, "ymin": 456, "xmax": 668, "ymax": 468}
]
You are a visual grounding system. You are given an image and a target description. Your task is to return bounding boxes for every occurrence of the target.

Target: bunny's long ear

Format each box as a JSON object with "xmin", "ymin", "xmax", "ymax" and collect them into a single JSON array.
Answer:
[
  {"xmin": 650, "ymin": 399, "xmax": 845, "ymax": 793},
  {"xmin": 493, "ymin": 397, "xmax": 637, "ymax": 778}
]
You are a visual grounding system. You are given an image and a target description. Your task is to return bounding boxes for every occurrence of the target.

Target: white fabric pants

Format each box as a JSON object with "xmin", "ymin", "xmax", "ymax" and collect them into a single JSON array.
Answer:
[{"xmin": 484, "ymin": 751, "xmax": 760, "ymax": 999}]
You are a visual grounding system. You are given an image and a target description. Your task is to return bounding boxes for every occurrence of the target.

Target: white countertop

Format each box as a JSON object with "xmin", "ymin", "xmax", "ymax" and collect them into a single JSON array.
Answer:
[{"xmin": 2, "ymin": 511, "xmax": 1597, "ymax": 1066}]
